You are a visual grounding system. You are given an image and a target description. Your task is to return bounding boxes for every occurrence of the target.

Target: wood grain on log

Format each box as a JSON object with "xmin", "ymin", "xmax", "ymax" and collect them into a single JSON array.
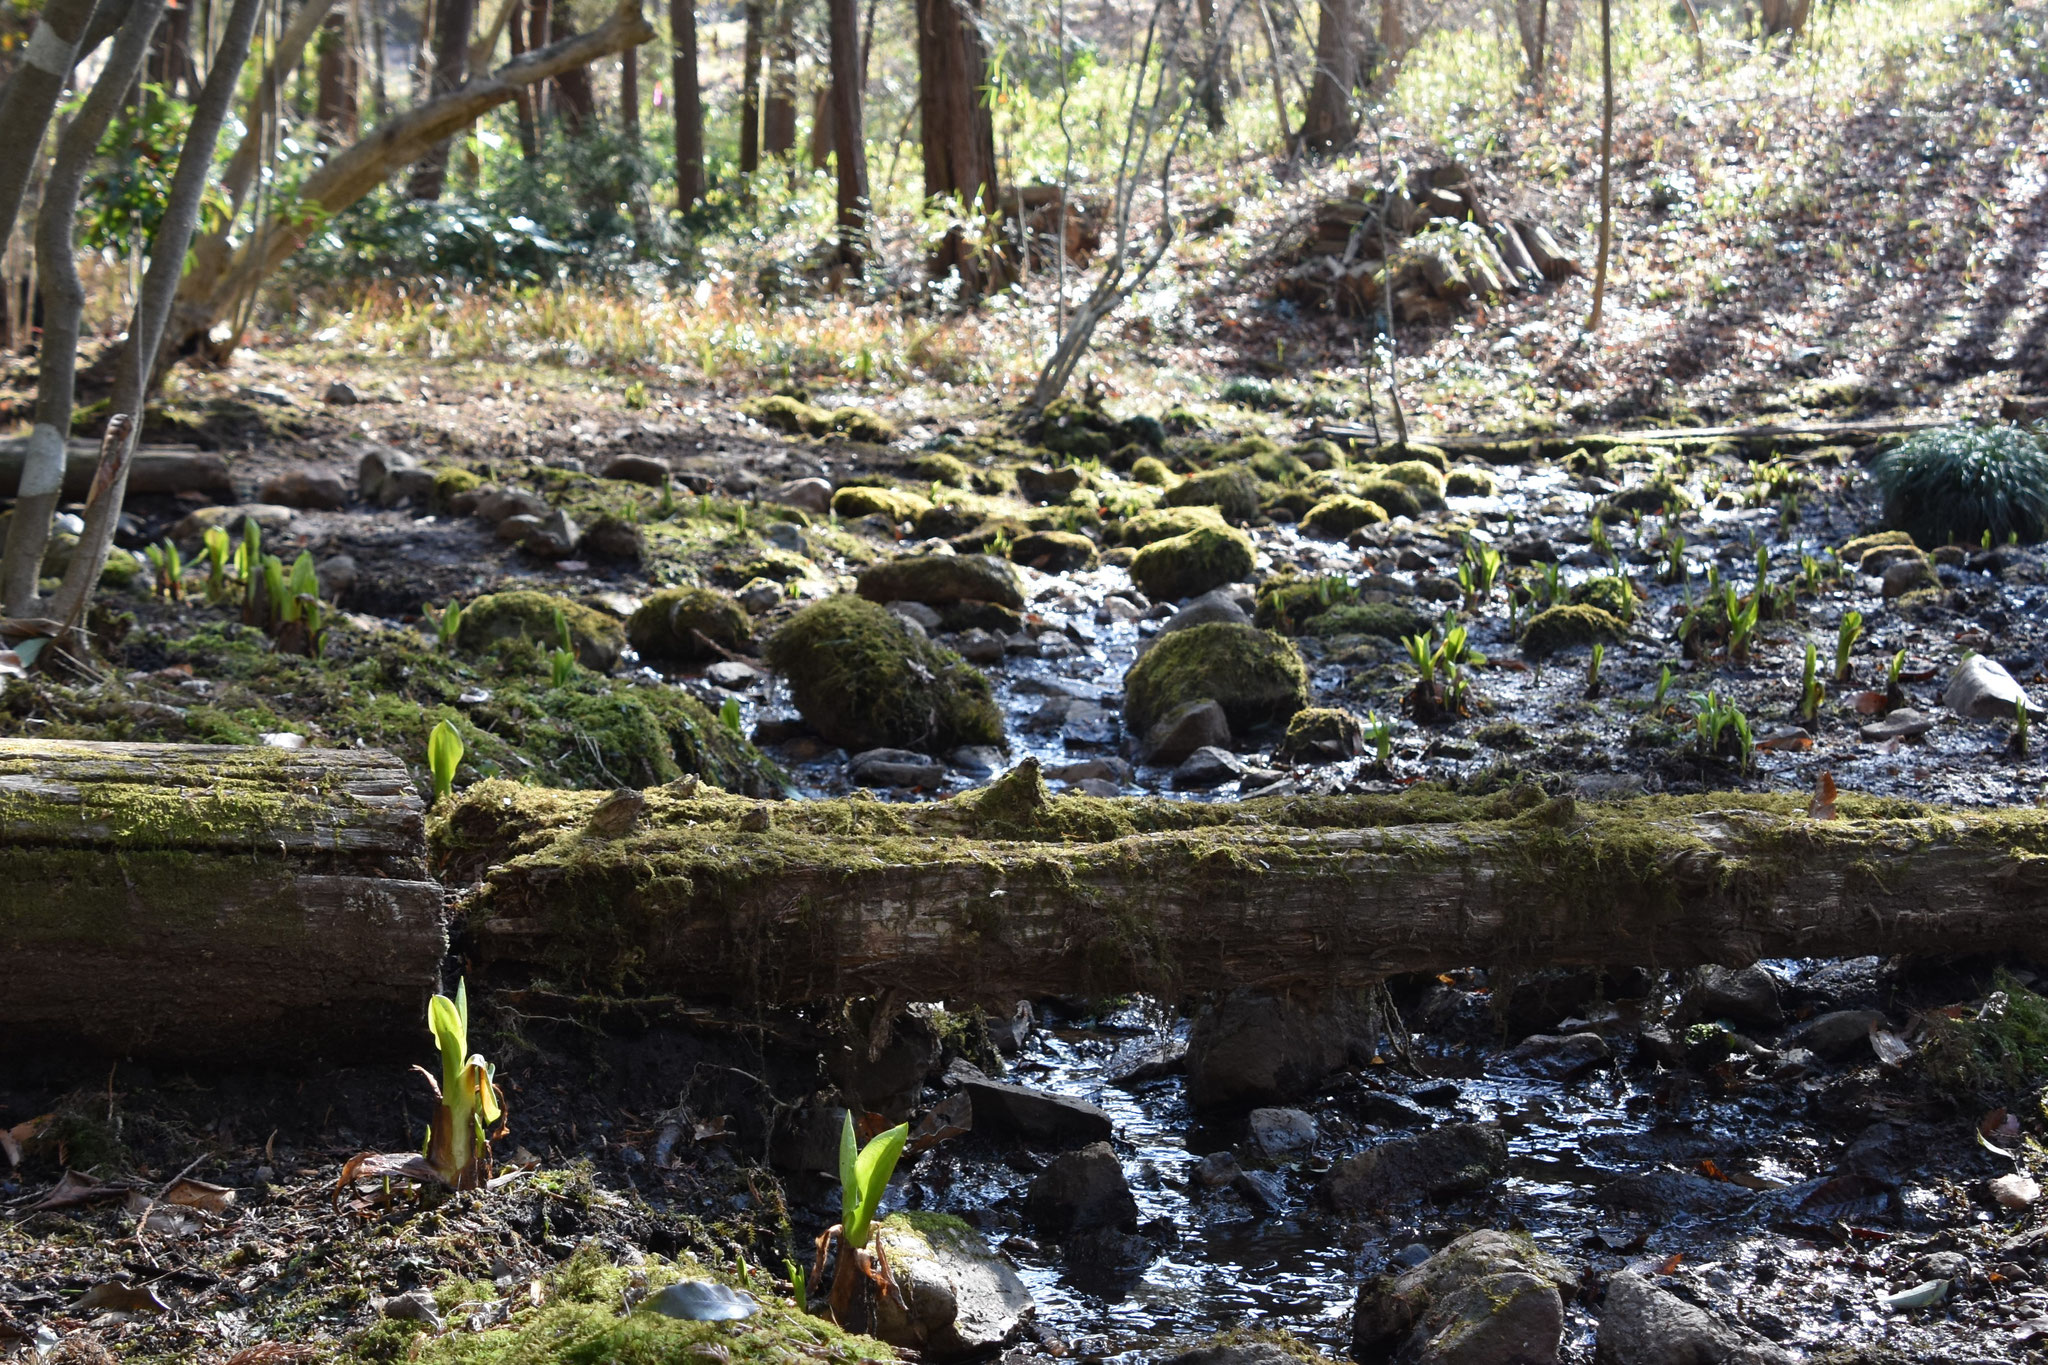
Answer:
[
  {"xmin": 443, "ymin": 765, "xmax": 2048, "ymax": 1007},
  {"xmin": 0, "ymin": 439, "xmax": 233, "ymax": 498},
  {"xmin": 0, "ymin": 739, "xmax": 444, "ymax": 1061}
]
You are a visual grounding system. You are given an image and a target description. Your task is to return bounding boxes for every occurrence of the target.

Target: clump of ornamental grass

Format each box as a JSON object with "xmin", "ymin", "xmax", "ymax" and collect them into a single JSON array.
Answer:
[{"xmin": 1873, "ymin": 424, "xmax": 2048, "ymax": 547}]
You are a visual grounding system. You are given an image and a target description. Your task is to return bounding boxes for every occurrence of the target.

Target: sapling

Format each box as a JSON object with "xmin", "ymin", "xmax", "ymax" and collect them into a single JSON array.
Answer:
[
  {"xmin": 810, "ymin": 1112, "xmax": 910, "ymax": 1325},
  {"xmin": 428, "ymin": 719, "xmax": 463, "ymax": 804},
  {"xmin": 1835, "ymin": 610, "xmax": 1863, "ymax": 681}
]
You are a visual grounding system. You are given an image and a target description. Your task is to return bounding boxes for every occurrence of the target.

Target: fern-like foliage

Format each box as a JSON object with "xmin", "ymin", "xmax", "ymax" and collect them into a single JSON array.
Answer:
[{"xmin": 1873, "ymin": 424, "xmax": 2048, "ymax": 547}]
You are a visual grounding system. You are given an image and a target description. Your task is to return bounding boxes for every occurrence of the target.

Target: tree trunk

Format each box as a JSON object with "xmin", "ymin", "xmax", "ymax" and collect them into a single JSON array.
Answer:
[
  {"xmin": 444, "ymin": 768, "xmax": 2048, "ymax": 1005},
  {"xmin": 0, "ymin": 0, "xmax": 108, "ymax": 250},
  {"xmin": 508, "ymin": 0, "xmax": 536, "ymax": 157},
  {"xmin": 407, "ymin": 0, "xmax": 478, "ymax": 198},
  {"xmin": 1586, "ymin": 0, "xmax": 1612, "ymax": 330},
  {"xmin": 916, "ymin": 0, "xmax": 997, "ymax": 294},
  {"xmin": 1298, "ymin": 0, "xmax": 1356, "ymax": 151},
  {"xmin": 315, "ymin": 8, "xmax": 360, "ymax": 142},
  {"xmin": 0, "ymin": 740, "xmax": 445, "ymax": 1063},
  {"xmin": 671, "ymin": 0, "xmax": 704, "ymax": 206},
  {"xmin": 0, "ymin": 0, "xmax": 164, "ymax": 615},
  {"xmin": 825, "ymin": 0, "xmax": 868, "ymax": 265},
  {"xmin": 152, "ymin": 0, "xmax": 196, "ymax": 94},
  {"xmin": 810, "ymin": 81, "xmax": 833, "ymax": 170},
  {"xmin": 550, "ymin": 6, "xmax": 595, "ymax": 132},
  {"xmin": 1194, "ymin": 0, "xmax": 1229, "ymax": 131},
  {"xmin": 0, "ymin": 437, "xmax": 231, "ymax": 498},
  {"xmin": 738, "ymin": 0, "xmax": 762, "ymax": 173},
  {"xmin": 620, "ymin": 41, "xmax": 638, "ymax": 140},
  {"xmin": 1377, "ymin": 0, "xmax": 1403, "ymax": 73},
  {"xmin": 526, "ymin": 0, "xmax": 550, "ymax": 122},
  {"xmin": 763, "ymin": 0, "xmax": 796, "ymax": 155}
]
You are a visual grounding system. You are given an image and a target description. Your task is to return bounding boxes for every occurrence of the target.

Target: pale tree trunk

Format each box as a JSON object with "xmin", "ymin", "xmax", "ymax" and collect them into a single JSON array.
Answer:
[
  {"xmin": 825, "ymin": 0, "xmax": 869, "ymax": 265},
  {"xmin": 0, "ymin": 0, "xmax": 164, "ymax": 615},
  {"xmin": 0, "ymin": 0, "xmax": 105, "ymax": 249},
  {"xmin": 671, "ymin": 0, "xmax": 704, "ymax": 205},
  {"xmin": 49, "ymin": 0, "xmax": 267, "ymax": 634},
  {"xmin": 809, "ymin": 82, "xmax": 833, "ymax": 170},
  {"xmin": 408, "ymin": 0, "xmax": 479, "ymax": 199},
  {"xmin": 1586, "ymin": 0, "xmax": 1612, "ymax": 331},
  {"xmin": 763, "ymin": 0, "xmax": 796, "ymax": 155},
  {"xmin": 1193, "ymin": 0, "xmax": 1228, "ymax": 130},
  {"xmin": 917, "ymin": 0, "xmax": 997, "ymax": 294},
  {"xmin": 738, "ymin": 0, "xmax": 762, "ymax": 173},
  {"xmin": 1297, "ymin": 0, "xmax": 1355, "ymax": 150}
]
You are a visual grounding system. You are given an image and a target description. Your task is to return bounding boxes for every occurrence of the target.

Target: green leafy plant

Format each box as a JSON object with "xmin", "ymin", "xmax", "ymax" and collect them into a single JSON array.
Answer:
[
  {"xmin": 1659, "ymin": 531, "xmax": 1688, "ymax": 585},
  {"xmin": 427, "ymin": 599, "xmax": 465, "ymax": 652},
  {"xmin": 1361, "ymin": 709, "xmax": 1393, "ymax": 767},
  {"xmin": 1724, "ymin": 584, "xmax": 1761, "ymax": 661},
  {"xmin": 623, "ymin": 379, "xmax": 649, "ymax": 409},
  {"xmin": 1888, "ymin": 648, "xmax": 1907, "ymax": 692},
  {"xmin": 549, "ymin": 647, "xmax": 576, "ymax": 689},
  {"xmin": 1590, "ymin": 514, "xmax": 1611, "ymax": 557},
  {"xmin": 142, "ymin": 540, "xmax": 183, "ymax": 602},
  {"xmin": 2017, "ymin": 695, "xmax": 2032, "ymax": 759},
  {"xmin": 1459, "ymin": 539, "xmax": 1502, "ymax": 609},
  {"xmin": 810, "ymin": 1113, "xmax": 910, "ymax": 1323},
  {"xmin": 428, "ymin": 719, "xmax": 464, "ymax": 803},
  {"xmin": 1692, "ymin": 690, "xmax": 1754, "ymax": 769},
  {"xmin": 1873, "ymin": 424, "xmax": 2048, "ymax": 547},
  {"xmin": 1835, "ymin": 610, "xmax": 1863, "ymax": 681},
  {"xmin": 1585, "ymin": 642, "xmax": 1605, "ymax": 699},
  {"xmin": 202, "ymin": 526, "xmax": 231, "ymax": 603},
  {"xmin": 1799, "ymin": 642, "xmax": 1822, "ymax": 723},
  {"xmin": 1652, "ymin": 664, "xmax": 1674, "ymax": 713},
  {"xmin": 720, "ymin": 696, "xmax": 744, "ymax": 735},
  {"xmin": 421, "ymin": 979, "xmax": 503, "ymax": 1188}
]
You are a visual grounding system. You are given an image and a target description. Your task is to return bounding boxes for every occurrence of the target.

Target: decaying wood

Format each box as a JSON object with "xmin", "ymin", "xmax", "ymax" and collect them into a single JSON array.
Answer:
[
  {"xmin": 0, "ymin": 739, "xmax": 444, "ymax": 1061},
  {"xmin": 1316, "ymin": 416, "xmax": 1952, "ymax": 459},
  {"xmin": 446, "ymin": 765, "xmax": 2048, "ymax": 1007},
  {"xmin": 0, "ymin": 438, "xmax": 233, "ymax": 498}
]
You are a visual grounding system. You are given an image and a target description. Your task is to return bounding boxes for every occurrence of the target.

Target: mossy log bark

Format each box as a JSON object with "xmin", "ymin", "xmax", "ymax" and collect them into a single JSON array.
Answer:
[
  {"xmin": 0, "ymin": 439, "xmax": 233, "ymax": 498},
  {"xmin": 0, "ymin": 739, "xmax": 445, "ymax": 1062},
  {"xmin": 441, "ymin": 763, "xmax": 2048, "ymax": 1005}
]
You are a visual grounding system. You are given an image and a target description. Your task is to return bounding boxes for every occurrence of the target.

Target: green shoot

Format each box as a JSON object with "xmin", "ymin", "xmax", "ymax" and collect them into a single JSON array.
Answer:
[
  {"xmin": 1361, "ymin": 709, "xmax": 1393, "ymax": 767},
  {"xmin": 1692, "ymin": 690, "xmax": 1755, "ymax": 770},
  {"xmin": 1724, "ymin": 585, "xmax": 1761, "ymax": 660},
  {"xmin": 549, "ymin": 648, "xmax": 576, "ymax": 689},
  {"xmin": 1660, "ymin": 531, "xmax": 1687, "ymax": 585},
  {"xmin": 1834, "ymin": 610, "xmax": 1863, "ymax": 681},
  {"xmin": 1799, "ymin": 642, "xmax": 1821, "ymax": 723},
  {"xmin": 1585, "ymin": 643, "xmax": 1605, "ymax": 699},
  {"xmin": 142, "ymin": 540, "xmax": 183, "ymax": 601},
  {"xmin": 428, "ymin": 719, "xmax": 463, "ymax": 804},
  {"xmin": 818, "ymin": 1112, "xmax": 910, "ymax": 1321},
  {"xmin": 720, "ymin": 696, "xmax": 743, "ymax": 735},
  {"xmin": 422, "ymin": 979, "xmax": 503, "ymax": 1189},
  {"xmin": 1590, "ymin": 515, "xmax": 1610, "ymax": 557},
  {"xmin": 1404, "ymin": 634, "xmax": 1436, "ymax": 686},
  {"xmin": 1653, "ymin": 664, "xmax": 1674, "ymax": 713},
  {"xmin": 428, "ymin": 599, "xmax": 465, "ymax": 652},
  {"xmin": 786, "ymin": 1259, "xmax": 807, "ymax": 1314},
  {"xmin": 202, "ymin": 526, "xmax": 230, "ymax": 603},
  {"xmin": 552, "ymin": 607, "xmax": 573, "ymax": 656},
  {"xmin": 1888, "ymin": 648, "xmax": 1907, "ymax": 691}
]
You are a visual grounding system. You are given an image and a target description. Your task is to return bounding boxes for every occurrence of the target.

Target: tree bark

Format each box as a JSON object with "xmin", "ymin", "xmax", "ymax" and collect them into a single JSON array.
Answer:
[
  {"xmin": 1298, "ymin": 0, "xmax": 1355, "ymax": 151},
  {"xmin": 916, "ymin": 0, "xmax": 997, "ymax": 294},
  {"xmin": 0, "ymin": 0, "xmax": 164, "ymax": 616},
  {"xmin": 620, "ymin": 40, "xmax": 639, "ymax": 140},
  {"xmin": 0, "ymin": 740, "xmax": 445, "ymax": 1063},
  {"xmin": 441, "ymin": 767, "xmax": 2048, "ymax": 1006},
  {"xmin": 0, "ymin": 438, "xmax": 231, "ymax": 499},
  {"xmin": 1586, "ymin": 0, "xmax": 1612, "ymax": 331},
  {"xmin": 825, "ymin": 0, "xmax": 869, "ymax": 265},
  {"xmin": 738, "ymin": 0, "xmax": 762, "ymax": 173},
  {"xmin": 671, "ymin": 0, "xmax": 704, "ymax": 206},
  {"xmin": 1376, "ymin": 0, "xmax": 1403, "ymax": 74},
  {"xmin": 526, "ymin": 0, "xmax": 550, "ymax": 122},
  {"xmin": 1194, "ymin": 0, "xmax": 1228, "ymax": 131},
  {"xmin": 763, "ymin": 0, "xmax": 796, "ymax": 155},
  {"xmin": 507, "ymin": 0, "xmax": 536, "ymax": 157},
  {"xmin": 155, "ymin": 0, "xmax": 653, "ymax": 368},
  {"xmin": 0, "ymin": 0, "xmax": 108, "ymax": 250},
  {"xmin": 316, "ymin": 8, "xmax": 360, "ymax": 141},
  {"xmin": 407, "ymin": 0, "xmax": 479, "ymax": 198},
  {"xmin": 550, "ymin": 6, "xmax": 595, "ymax": 132}
]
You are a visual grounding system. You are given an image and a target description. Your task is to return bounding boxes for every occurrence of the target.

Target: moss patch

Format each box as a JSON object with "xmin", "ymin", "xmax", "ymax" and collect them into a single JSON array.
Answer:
[
  {"xmin": 1301, "ymin": 495, "xmax": 1389, "ymax": 539},
  {"xmin": 832, "ymin": 485, "xmax": 928, "ymax": 522},
  {"xmin": 1355, "ymin": 477, "xmax": 1425, "ymax": 520},
  {"xmin": 1162, "ymin": 465, "xmax": 1263, "ymax": 524},
  {"xmin": 1116, "ymin": 504, "xmax": 1227, "ymax": 547},
  {"xmin": 764, "ymin": 596, "xmax": 1003, "ymax": 753},
  {"xmin": 458, "ymin": 590, "xmax": 628, "ymax": 672},
  {"xmin": 1307, "ymin": 602, "xmax": 1430, "ymax": 639},
  {"xmin": 626, "ymin": 587, "xmax": 753, "ymax": 663},
  {"xmin": 1520, "ymin": 604, "xmax": 1625, "ymax": 656},
  {"xmin": 1445, "ymin": 466, "xmax": 1498, "ymax": 497},
  {"xmin": 1123, "ymin": 622, "xmax": 1308, "ymax": 736},
  {"xmin": 1129, "ymin": 524, "xmax": 1257, "ymax": 602}
]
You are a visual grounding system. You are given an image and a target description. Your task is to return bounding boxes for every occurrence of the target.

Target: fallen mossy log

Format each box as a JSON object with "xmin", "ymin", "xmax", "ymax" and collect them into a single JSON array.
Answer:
[
  {"xmin": 0, "ymin": 739, "xmax": 445, "ymax": 1061},
  {"xmin": 0, "ymin": 438, "xmax": 234, "ymax": 498},
  {"xmin": 1318, "ymin": 416, "xmax": 1950, "ymax": 462},
  {"xmin": 441, "ymin": 763, "xmax": 2048, "ymax": 1005}
]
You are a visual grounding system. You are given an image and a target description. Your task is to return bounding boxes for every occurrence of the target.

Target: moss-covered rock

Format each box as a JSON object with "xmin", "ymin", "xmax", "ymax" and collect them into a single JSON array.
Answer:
[
  {"xmin": 765, "ymin": 595, "xmax": 1004, "ymax": 752},
  {"xmin": 857, "ymin": 554, "xmax": 1025, "ymax": 609},
  {"xmin": 1355, "ymin": 477, "xmax": 1426, "ymax": 520},
  {"xmin": 721, "ymin": 548, "xmax": 816, "ymax": 584},
  {"xmin": 1117, "ymin": 504, "xmax": 1226, "ymax": 547},
  {"xmin": 1263, "ymin": 488, "xmax": 1320, "ymax": 520},
  {"xmin": 1840, "ymin": 529, "xmax": 1919, "ymax": 565},
  {"xmin": 1254, "ymin": 576, "xmax": 1350, "ymax": 632},
  {"xmin": 1278, "ymin": 707, "xmax": 1367, "ymax": 764},
  {"xmin": 1162, "ymin": 465, "xmax": 1263, "ymax": 524},
  {"xmin": 833, "ymin": 485, "xmax": 929, "ymax": 522},
  {"xmin": 430, "ymin": 466, "xmax": 483, "ymax": 514},
  {"xmin": 1568, "ymin": 575, "xmax": 1636, "ymax": 622},
  {"xmin": 1246, "ymin": 448, "xmax": 1314, "ymax": 485},
  {"xmin": 831, "ymin": 406, "xmax": 898, "ymax": 444},
  {"xmin": 1123, "ymin": 622, "xmax": 1308, "ymax": 737},
  {"xmin": 1382, "ymin": 441, "xmax": 1449, "ymax": 472},
  {"xmin": 1034, "ymin": 396, "xmax": 1121, "ymax": 460},
  {"xmin": 458, "ymin": 590, "xmax": 626, "ymax": 671},
  {"xmin": 1519, "ymin": 604, "xmax": 1625, "ymax": 656},
  {"xmin": 1290, "ymin": 439, "xmax": 1344, "ymax": 471},
  {"xmin": 1131, "ymin": 455, "xmax": 1178, "ymax": 487},
  {"xmin": 1010, "ymin": 530, "xmax": 1099, "ymax": 572},
  {"xmin": 742, "ymin": 393, "xmax": 832, "ymax": 435},
  {"xmin": 911, "ymin": 451, "xmax": 972, "ymax": 487},
  {"xmin": 1215, "ymin": 434, "xmax": 1282, "ymax": 463},
  {"xmin": 626, "ymin": 586, "xmax": 753, "ymax": 662},
  {"xmin": 1306, "ymin": 602, "xmax": 1430, "ymax": 639},
  {"xmin": 1381, "ymin": 460, "xmax": 1448, "ymax": 506},
  {"xmin": 1445, "ymin": 466, "xmax": 1498, "ymax": 497},
  {"xmin": 1301, "ymin": 494, "xmax": 1389, "ymax": 539},
  {"xmin": 1129, "ymin": 523, "xmax": 1258, "ymax": 601},
  {"xmin": 1601, "ymin": 474, "xmax": 1692, "ymax": 517}
]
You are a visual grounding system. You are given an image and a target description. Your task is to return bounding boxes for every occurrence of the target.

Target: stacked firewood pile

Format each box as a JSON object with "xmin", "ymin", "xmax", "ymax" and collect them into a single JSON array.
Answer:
[{"xmin": 1279, "ymin": 164, "xmax": 1579, "ymax": 324}]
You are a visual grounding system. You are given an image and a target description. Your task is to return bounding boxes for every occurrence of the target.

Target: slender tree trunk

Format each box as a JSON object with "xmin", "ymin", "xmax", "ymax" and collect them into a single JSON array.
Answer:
[
  {"xmin": 917, "ymin": 0, "xmax": 997, "ymax": 294},
  {"xmin": 50, "ymin": 0, "xmax": 266, "ymax": 632},
  {"xmin": 0, "ymin": 0, "xmax": 105, "ymax": 249},
  {"xmin": 526, "ymin": 0, "xmax": 550, "ymax": 124},
  {"xmin": 0, "ymin": 0, "xmax": 164, "ymax": 614},
  {"xmin": 1298, "ymin": 0, "xmax": 1356, "ymax": 150},
  {"xmin": 153, "ymin": 0, "xmax": 196, "ymax": 93},
  {"xmin": 550, "ymin": 7, "xmax": 594, "ymax": 132},
  {"xmin": 370, "ymin": 0, "xmax": 388, "ymax": 116},
  {"xmin": 1194, "ymin": 0, "xmax": 1227, "ymax": 131},
  {"xmin": 825, "ymin": 0, "xmax": 868, "ymax": 265},
  {"xmin": 763, "ymin": 0, "xmax": 795, "ymax": 155},
  {"xmin": 809, "ymin": 81, "xmax": 833, "ymax": 169},
  {"xmin": 620, "ymin": 41, "xmax": 638, "ymax": 139},
  {"xmin": 670, "ymin": 0, "xmax": 703, "ymax": 206},
  {"xmin": 1586, "ymin": 0, "xmax": 1612, "ymax": 330},
  {"xmin": 738, "ymin": 0, "xmax": 762, "ymax": 173},
  {"xmin": 508, "ymin": 0, "xmax": 536, "ymax": 156},
  {"xmin": 316, "ymin": 8, "xmax": 360, "ymax": 141},
  {"xmin": 408, "ymin": 0, "xmax": 478, "ymax": 198},
  {"xmin": 1252, "ymin": 0, "xmax": 1290, "ymax": 147},
  {"xmin": 1377, "ymin": 0, "xmax": 1402, "ymax": 73}
]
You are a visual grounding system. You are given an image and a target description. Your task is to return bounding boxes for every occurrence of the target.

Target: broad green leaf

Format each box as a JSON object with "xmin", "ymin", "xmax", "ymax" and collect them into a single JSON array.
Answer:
[
  {"xmin": 846, "ymin": 1123, "xmax": 909, "ymax": 1246},
  {"xmin": 838, "ymin": 1111, "xmax": 859, "ymax": 1232}
]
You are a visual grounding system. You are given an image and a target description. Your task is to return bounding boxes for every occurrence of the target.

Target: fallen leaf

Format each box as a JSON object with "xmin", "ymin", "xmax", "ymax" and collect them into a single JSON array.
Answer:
[
  {"xmin": 1992, "ymin": 1173, "xmax": 2041, "ymax": 1210},
  {"xmin": 1697, "ymin": 1158, "xmax": 1728, "ymax": 1182},
  {"xmin": 333, "ymin": 1150, "xmax": 445, "ymax": 1205},
  {"xmin": 1851, "ymin": 690, "xmax": 1889, "ymax": 714},
  {"xmin": 164, "ymin": 1177, "xmax": 236, "ymax": 1213},
  {"xmin": 1656, "ymin": 1252, "xmax": 1684, "ymax": 1274},
  {"xmin": 1755, "ymin": 729, "xmax": 1811, "ymax": 752},
  {"xmin": 70, "ymin": 1281, "xmax": 170, "ymax": 1314},
  {"xmin": 24, "ymin": 1170, "xmax": 127, "ymax": 1211},
  {"xmin": 1808, "ymin": 770, "xmax": 1838, "ymax": 820},
  {"xmin": 1870, "ymin": 1029, "xmax": 1913, "ymax": 1067},
  {"xmin": 1881, "ymin": 1278, "xmax": 1948, "ymax": 1311}
]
